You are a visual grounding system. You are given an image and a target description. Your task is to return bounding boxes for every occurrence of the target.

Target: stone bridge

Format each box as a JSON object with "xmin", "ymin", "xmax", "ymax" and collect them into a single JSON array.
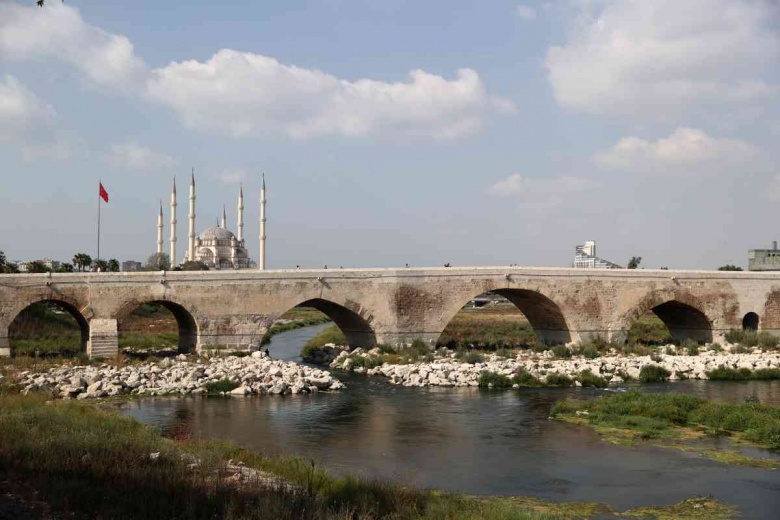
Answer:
[{"xmin": 2, "ymin": 267, "xmax": 780, "ymax": 357}]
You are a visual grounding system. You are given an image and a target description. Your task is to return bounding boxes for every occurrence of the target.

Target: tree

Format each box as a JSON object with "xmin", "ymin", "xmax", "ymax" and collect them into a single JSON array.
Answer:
[
  {"xmin": 107, "ymin": 259, "xmax": 120, "ymax": 272},
  {"xmin": 180, "ymin": 260, "xmax": 209, "ymax": 271},
  {"xmin": 718, "ymin": 265, "xmax": 743, "ymax": 271},
  {"xmin": 627, "ymin": 256, "xmax": 642, "ymax": 269},
  {"xmin": 145, "ymin": 252, "xmax": 171, "ymax": 271},
  {"xmin": 27, "ymin": 260, "xmax": 50, "ymax": 273},
  {"xmin": 0, "ymin": 251, "xmax": 19, "ymax": 274},
  {"xmin": 72, "ymin": 253, "xmax": 92, "ymax": 272},
  {"xmin": 56, "ymin": 263, "xmax": 74, "ymax": 273},
  {"xmin": 93, "ymin": 259, "xmax": 109, "ymax": 272}
]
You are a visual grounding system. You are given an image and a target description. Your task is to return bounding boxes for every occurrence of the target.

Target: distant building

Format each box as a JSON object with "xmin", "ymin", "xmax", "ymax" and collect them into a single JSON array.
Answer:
[
  {"xmin": 749, "ymin": 241, "xmax": 780, "ymax": 271},
  {"xmin": 574, "ymin": 240, "xmax": 622, "ymax": 269},
  {"xmin": 122, "ymin": 260, "xmax": 143, "ymax": 272},
  {"xmin": 17, "ymin": 259, "xmax": 60, "ymax": 272}
]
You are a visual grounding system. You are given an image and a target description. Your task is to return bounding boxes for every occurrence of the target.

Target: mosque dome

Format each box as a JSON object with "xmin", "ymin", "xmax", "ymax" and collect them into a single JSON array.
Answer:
[{"xmin": 199, "ymin": 226, "xmax": 236, "ymax": 241}]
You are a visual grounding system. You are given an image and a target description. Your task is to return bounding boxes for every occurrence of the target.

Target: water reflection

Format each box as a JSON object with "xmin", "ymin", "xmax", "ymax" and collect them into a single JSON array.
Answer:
[{"xmin": 121, "ymin": 326, "xmax": 780, "ymax": 518}]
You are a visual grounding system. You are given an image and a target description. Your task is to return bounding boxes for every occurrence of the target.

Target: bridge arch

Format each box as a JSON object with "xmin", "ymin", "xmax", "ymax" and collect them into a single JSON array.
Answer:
[
  {"xmin": 618, "ymin": 294, "xmax": 712, "ymax": 344},
  {"xmin": 115, "ymin": 299, "xmax": 199, "ymax": 353},
  {"xmin": 438, "ymin": 288, "xmax": 571, "ymax": 346},
  {"xmin": 293, "ymin": 298, "xmax": 376, "ymax": 348},
  {"xmin": 8, "ymin": 299, "xmax": 90, "ymax": 356},
  {"xmin": 743, "ymin": 312, "xmax": 759, "ymax": 331}
]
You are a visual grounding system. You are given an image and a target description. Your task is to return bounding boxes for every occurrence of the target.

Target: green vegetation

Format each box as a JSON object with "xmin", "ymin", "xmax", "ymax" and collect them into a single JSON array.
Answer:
[
  {"xmin": 706, "ymin": 366, "xmax": 780, "ymax": 381},
  {"xmin": 0, "ymin": 391, "xmax": 734, "ymax": 519},
  {"xmin": 626, "ymin": 314, "xmax": 672, "ymax": 346},
  {"xmin": 551, "ymin": 345, "xmax": 572, "ymax": 359},
  {"xmin": 723, "ymin": 329, "xmax": 780, "ymax": 350},
  {"xmin": 436, "ymin": 304, "xmax": 539, "ymax": 350},
  {"xmin": 546, "ymin": 373, "xmax": 574, "ymax": 387},
  {"xmin": 478, "ymin": 371, "xmax": 514, "ymax": 388},
  {"xmin": 303, "ymin": 325, "xmax": 346, "ymax": 351},
  {"xmin": 639, "ymin": 365, "xmax": 671, "ymax": 383},
  {"xmin": 477, "ymin": 370, "xmax": 582, "ymax": 389},
  {"xmin": 717, "ymin": 265, "xmax": 743, "ymax": 271},
  {"xmin": 9, "ymin": 301, "xmax": 83, "ymax": 357},
  {"xmin": 204, "ymin": 378, "xmax": 240, "ymax": 394},
  {"xmin": 552, "ymin": 391, "xmax": 780, "ymax": 456},
  {"xmin": 454, "ymin": 347, "xmax": 485, "ymax": 364},
  {"xmin": 576, "ymin": 370, "xmax": 608, "ymax": 388}
]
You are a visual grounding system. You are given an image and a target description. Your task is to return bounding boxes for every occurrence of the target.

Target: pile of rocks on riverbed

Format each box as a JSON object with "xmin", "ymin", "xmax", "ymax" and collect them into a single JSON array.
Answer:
[
  {"xmin": 14, "ymin": 353, "xmax": 345, "ymax": 399},
  {"xmin": 324, "ymin": 345, "xmax": 780, "ymax": 387}
]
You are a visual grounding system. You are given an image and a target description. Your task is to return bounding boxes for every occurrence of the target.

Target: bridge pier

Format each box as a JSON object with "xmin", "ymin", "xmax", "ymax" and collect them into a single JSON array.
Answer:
[
  {"xmin": 0, "ymin": 331, "xmax": 9, "ymax": 357},
  {"xmin": 87, "ymin": 318, "xmax": 118, "ymax": 359},
  {"xmin": 196, "ymin": 314, "xmax": 267, "ymax": 354}
]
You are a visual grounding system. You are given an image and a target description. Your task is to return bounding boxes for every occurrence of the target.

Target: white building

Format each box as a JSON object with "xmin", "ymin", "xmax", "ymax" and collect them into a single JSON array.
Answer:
[
  {"xmin": 574, "ymin": 240, "xmax": 621, "ymax": 269},
  {"xmin": 157, "ymin": 173, "xmax": 265, "ymax": 270}
]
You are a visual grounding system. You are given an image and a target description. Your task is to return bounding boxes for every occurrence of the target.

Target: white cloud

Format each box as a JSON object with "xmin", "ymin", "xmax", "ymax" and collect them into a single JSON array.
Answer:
[
  {"xmin": 0, "ymin": 3, "xmax": 148, "ymax": 93},
  {"xmin": 110, "ymin": 143, "xmax": 176, "ymax": 171},
  {"xmin": 594, "ymin": 128, "xmax": 760, "ymax": 175},
  {"xmin": 0, "ymin": 75, "xmax": 68, "ymax": 160},
  {"xmin": 545, "ymin": 0, "xmax": 779, "ymax": 118},
  {"xmin": 0, "ymin": 3, "xmax": 511, "ymax": 141},
  {"xmin": 516, "ymin": 5, "xmax": 537, "ymax": 20},
  {"xmin": 147, "ymin": 50, "xmax": 514, "ymax": 140},
  {"xmin": 488, "ymin": 173, "xmax": 596, "ymax": 209}
]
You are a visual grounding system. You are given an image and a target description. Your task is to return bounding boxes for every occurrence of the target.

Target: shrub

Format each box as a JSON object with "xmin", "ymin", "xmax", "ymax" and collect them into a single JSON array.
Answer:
[
  {"xmin": 478, "ymin": 371, "xmax": 513, "ymax": 388},
  {"xmin": 204, "ymin": 378, "xmax": 239, "ymax": 394},
  {"xmin": 650, "ymin": 353, "xmax": 663, "ymax": 363},
  {"xmin": 709, "ymin": 342, "xmax": 723, "ymax": 352},
  {"xmin": 545, "ymin": 373, "xmax": 573, "ymax": 387},
  {"xmin": 732, "ymin": 345, "xmax": 752, "ymax": 354},
  {"xmin": 681, "ymin": 339, "xmax": 699, "ymax": 356},
  {"xmin": 577, "ymin": 369, "xmax": 607, "ymax": 388},
  {"xmin": 639, "ymin": 364, "xmax": 671, "ymax": 383},
  {"xmin": 512, "ymin": 368, "xmax": 542, "ymax": 387},
  {"xmin": 551, "ymin": 345, "xmax": 572, "ymax": 359},
  {"xmin": 752, "ymin": 368, "xmax": 780, "ymax": 380},
  {"xmin": 724, "ymin": 329, "xmax": 744, "ymax": 344},
  {"xmin": 578, "ymin": 344, "xmax": 601, "ymax": 359},
  {"xmin": 757, "ymin": 332, "xmax": 779, "ymax": 350},
  {"xmin": 495, "ymin": 348, "xmax": 517, "ymax": 359},
  {"xmin": 377, "ymin": 344, "xmax": 397, "ymax": 354},
  {"xmin": 454, "ymin": 348, "xmax": 484, "ymax": 364},
  {"xmin": 706, "ymin": 366, "xmax": 751, "ymax": 381},
  {"xmin": 664, "ymin": 346, "xmax": 675, "ymax": 355}
]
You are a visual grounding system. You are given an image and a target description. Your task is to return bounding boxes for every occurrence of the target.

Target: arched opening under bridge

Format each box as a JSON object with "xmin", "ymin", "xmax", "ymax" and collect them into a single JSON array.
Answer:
[
  {"xmin": 438, "ymin": 289, "xmax": 570, "ymax": 350},
  {"xmin": 117, "ymin": 301, "xmax": 198, "ymax": 355},
  {"xmin": 627, "ymin": 300, "xmax": 712, "ymax": 344},
  {"xmin": 742, "ymin": 312, "xmax": 759, "ymax": 331},
  {"xmin": 263, "ymin": 299, "xmax": 376, "ymax": 358},
  {"xmin": 8, "ymin": 300, "xmax": 89, "ymax": 357}
]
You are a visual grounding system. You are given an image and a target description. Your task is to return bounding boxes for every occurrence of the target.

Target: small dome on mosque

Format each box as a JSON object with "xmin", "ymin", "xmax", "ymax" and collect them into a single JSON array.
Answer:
[{"xmin": 199, "ymin": 226, "xmax": 236, "ymax": 241}]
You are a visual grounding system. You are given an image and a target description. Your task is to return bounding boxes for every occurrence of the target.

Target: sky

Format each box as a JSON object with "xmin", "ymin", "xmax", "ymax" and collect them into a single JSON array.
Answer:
[{"xmin": 1, "ymin": 0, "xmax": 779, "ymax": 270}]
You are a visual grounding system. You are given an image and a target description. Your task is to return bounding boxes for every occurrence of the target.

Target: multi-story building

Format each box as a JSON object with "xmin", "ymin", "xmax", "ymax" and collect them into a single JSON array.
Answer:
[
  {"xmin": 748, "ymin": 242, "xmax": 780, "ymax": 271},
  {"xmin": 122, "ymin": 260, "xmax": 143, "ymax": 272},
  {"xmin": 574, "ymin": 240, "xmax": 622, "ymax": 269}
]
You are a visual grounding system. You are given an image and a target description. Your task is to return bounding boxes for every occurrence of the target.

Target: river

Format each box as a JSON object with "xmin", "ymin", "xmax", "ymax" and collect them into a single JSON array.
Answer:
[{"xmin": 121, "ymin": 323, "xmax": 780, "ymax": 518}]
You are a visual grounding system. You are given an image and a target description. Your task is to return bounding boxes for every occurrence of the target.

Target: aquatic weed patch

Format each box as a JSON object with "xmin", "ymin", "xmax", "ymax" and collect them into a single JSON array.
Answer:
[{"xmin": 551, "ymin": 391, "xmax": 780, "ymax": 466}]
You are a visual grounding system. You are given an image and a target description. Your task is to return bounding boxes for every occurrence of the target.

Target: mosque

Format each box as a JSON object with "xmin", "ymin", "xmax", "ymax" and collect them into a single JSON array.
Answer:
[{"xmin": 156, "ymin": 173, "xmax": 267, "ymax": 270}]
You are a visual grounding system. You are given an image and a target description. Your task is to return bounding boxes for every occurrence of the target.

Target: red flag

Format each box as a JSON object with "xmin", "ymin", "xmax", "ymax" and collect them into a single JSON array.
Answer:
[{"xmin": 99, "ymin": 182, "xmax": 109, "ymax": 203}]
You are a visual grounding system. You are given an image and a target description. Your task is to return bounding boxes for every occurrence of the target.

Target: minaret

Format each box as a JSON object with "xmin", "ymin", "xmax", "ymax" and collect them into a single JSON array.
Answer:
[
  {"xmin": 221, "ymin": 205, "xmax": 227, "ymax": 229},
  {"xmin": 259, "ymin": 173, "xmax": 266, "ymax": 270},
  {"xmin": 169, "ymin": 177, "xmax": 177, "ymax": 266},
  {"xmin": 237, "ymin": 185, "xmax": 244, "ymax": 242},
  {"xmin": 156, "ymin": 201, "xmax": 164, "ymax": 255},
  {"xmin": 188, "ymin": 170, "xmax": 196, "ymax": 262}
]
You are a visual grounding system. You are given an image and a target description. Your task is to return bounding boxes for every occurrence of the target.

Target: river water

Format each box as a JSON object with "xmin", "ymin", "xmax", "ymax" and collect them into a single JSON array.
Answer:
[{"xmin": 122, "ymin": 324, "xmax": 780, "ymax": 518}]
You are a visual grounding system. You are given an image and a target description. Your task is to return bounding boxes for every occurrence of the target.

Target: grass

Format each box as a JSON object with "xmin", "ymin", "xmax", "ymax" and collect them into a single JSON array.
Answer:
[
  {"xmin": 477, "ymin": 370, "xmax": 576, "ymax": 389},
  {"xmin": 724, "ymin": 329, "xmax": 780, "ymax": 350},
  {"xmin": 551, "ymin": 390, "xmax": 780, "ymax": 452},
  {"xmin": 706, "ymin": 366, "xmax": 780, "ymax": 381},
  {"xmin": 626, "ymin": 314, "xmax": 672, "ymax": 346},
  {"xmin": 577, "ymin": 370, "xmax": 607, "ymax": 388},
  {"xmin": 0, "ymin": 391, "xmax": 736, "ymax": 519},
  {"xmin": 436, "ymin": 305, "xmax": 539, "ymax": 350},
  {"xmin": 301, "ymin": 326, "xmax": 347, "ymax": 356}
]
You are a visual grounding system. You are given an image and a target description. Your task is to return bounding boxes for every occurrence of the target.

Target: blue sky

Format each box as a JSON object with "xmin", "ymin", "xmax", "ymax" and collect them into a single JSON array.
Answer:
[{"xmin": 1, "ymin": 0, "xmax": 778, "ymax": 269}]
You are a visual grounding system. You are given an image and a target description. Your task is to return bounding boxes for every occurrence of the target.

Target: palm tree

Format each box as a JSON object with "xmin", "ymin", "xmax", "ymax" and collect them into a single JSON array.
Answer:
[{"xmin": 107, "ymin": 259, "xmax": 120, "ymax": 272}]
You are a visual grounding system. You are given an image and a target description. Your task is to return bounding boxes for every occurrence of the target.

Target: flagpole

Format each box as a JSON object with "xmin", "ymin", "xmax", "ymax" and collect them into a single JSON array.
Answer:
[{"xmin": 97, "ymin": 180, "xmax": 101, "ymax": 266}]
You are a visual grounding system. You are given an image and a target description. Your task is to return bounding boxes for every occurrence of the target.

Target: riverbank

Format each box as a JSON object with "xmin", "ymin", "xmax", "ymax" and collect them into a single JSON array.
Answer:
[
  {"xmin": 0, "ymin": 392, "xmax": 738, "ymax": 519},
  {"xmin": 12, "ymin": 353, "xmax": 344, "ymax": 399},
  {"xmin": 551, "ymin": 390, "xmax": 780, "ymax": 469}
]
